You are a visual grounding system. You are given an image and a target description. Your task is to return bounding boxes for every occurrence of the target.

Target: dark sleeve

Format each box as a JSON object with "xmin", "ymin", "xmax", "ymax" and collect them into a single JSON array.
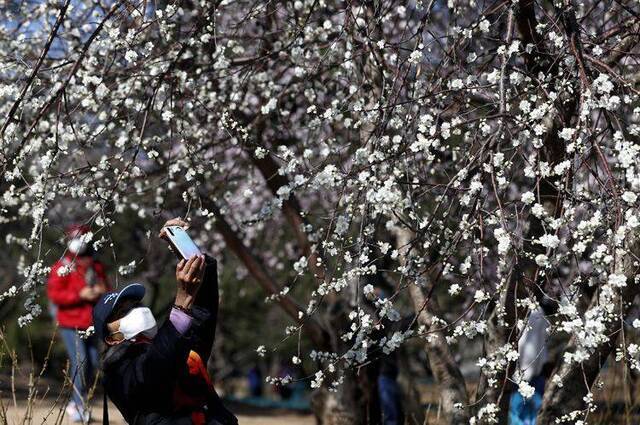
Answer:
[
  {"xmin": 192, "ymin": 256, "xmax": 238, "ymax": 425},
  {"xmin": 109, "ymin": 320, "xmax": 191, "ymax": 404},
  {"xmin": 190, "ymin": 255, "xmax": 218, "ymax": 362},
  {"xmin": 207, "ymin": 389, "xmax": 239, "ymax": 425},
  {"xmin": 194, "ymin": 255, "xmax": 218, "ymax": 314}
]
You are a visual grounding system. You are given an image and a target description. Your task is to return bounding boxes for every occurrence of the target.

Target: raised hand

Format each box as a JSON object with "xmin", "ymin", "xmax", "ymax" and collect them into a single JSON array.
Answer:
[
  {"xmin": 174, "ymin": 254, "xmax": 205, "ymax": 310},
  {"xmin": 158, "ymin": 217, "xmax": 189, "ymax": 240}
]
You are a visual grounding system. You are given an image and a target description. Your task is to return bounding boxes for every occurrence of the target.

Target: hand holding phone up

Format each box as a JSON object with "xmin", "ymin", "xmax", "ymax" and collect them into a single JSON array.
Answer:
[
  {"xmin": 175, "ymin": 255, "xmax": 205, "ymax": 310},
  {"xmin": 159, "ymin": 218, "xmax": 202, "ymax": 260},
  {"xmin": 158, "ymin": 217, "xmax": 189, "ymax": 240}
]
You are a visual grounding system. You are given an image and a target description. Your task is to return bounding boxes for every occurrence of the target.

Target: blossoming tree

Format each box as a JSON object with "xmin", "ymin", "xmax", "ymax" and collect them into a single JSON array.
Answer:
[{"xmin": 2, "ymin": 0, "xmax": 640, "ymax": 423}]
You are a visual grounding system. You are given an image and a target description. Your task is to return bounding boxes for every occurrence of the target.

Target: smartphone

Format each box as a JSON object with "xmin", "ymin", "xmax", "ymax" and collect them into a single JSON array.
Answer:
[{"xmin": 163, "ymin": 226, "xmax": 202, "ymax": 260}]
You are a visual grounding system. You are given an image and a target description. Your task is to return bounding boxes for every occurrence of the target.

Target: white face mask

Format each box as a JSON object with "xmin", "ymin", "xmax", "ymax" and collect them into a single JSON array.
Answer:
[
  {"xmin": 68, "ymin": 238, "xmax": 88, "ymax": 255},
  {"xmin": 116, "ymin": 307, "xmax": 158, "ymax": 340}
]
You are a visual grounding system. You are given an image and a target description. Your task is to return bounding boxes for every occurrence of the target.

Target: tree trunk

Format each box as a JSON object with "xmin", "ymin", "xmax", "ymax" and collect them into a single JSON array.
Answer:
[
  {"xmin": 392, "ymin": 225, "xmax": 470, "ymax": 424},
  {"xmin": 312, "ymin": 381, "xmax": 359, "ymax": 425}
]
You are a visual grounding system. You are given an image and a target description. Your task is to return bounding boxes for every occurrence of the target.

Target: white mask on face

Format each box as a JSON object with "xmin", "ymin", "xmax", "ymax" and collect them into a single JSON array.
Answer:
[
  {"xmin": 116, "ymin": 307, "xmax": 158, "ymax": 340},
  {"xmin": 68, "ymin": 238, "xmax": 88, "ymax": 255}
]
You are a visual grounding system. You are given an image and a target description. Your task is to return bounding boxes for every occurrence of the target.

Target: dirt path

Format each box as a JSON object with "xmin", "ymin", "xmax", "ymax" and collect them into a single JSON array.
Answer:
[{"xmin": 4, "ymin": 401, "xmax": 315, "ymax": 425}]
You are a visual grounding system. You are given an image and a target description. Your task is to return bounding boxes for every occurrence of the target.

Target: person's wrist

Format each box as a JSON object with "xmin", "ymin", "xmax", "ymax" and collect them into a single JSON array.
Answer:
[
  {"xmin": 173, "ymin": 303, "xmax": 193, "ymax": 315},
  {"xmin": 174, "ymin": 293, "xmax": 195, "ymax": 310}
]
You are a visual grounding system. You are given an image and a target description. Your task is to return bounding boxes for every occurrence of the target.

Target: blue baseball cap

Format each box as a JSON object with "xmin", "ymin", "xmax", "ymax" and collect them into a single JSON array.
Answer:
[{"xmin": 93, "ymin": 283, "xmax": 146, "ymax": 341}]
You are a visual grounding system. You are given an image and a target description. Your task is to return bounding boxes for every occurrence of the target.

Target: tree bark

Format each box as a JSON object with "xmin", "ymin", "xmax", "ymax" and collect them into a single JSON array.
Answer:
[{"xmin": 392, "ymin": 225, "xmax": 470, "ymax": 424}]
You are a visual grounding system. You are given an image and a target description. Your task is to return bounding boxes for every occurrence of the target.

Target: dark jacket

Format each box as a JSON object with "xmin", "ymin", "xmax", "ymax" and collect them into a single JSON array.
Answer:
[{"xmin": 102, "ymin": 256, "xmax": 237, "ymax": 425}]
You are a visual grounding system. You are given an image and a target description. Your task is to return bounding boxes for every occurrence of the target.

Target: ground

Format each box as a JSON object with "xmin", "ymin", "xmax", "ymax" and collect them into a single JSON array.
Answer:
[
  {"xmin": 4, "ymin": 401, "xmax": 315, "ymax": 424},
  {"xmin": 4, "ymin": 364, "xmax": 640, "ymax": 424},
  {"xmin": 1, "ymin": 370, "xmax": 315, "ymax": 425}
]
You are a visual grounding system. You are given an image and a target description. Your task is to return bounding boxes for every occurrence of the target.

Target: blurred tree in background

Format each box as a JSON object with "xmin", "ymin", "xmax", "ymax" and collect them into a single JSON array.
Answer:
[{"xmin": 2, "ymin": 0, "xmax": 640, "ymax": 424}]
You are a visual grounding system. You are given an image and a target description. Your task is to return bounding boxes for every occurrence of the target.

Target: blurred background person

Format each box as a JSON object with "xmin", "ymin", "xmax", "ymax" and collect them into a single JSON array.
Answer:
[
  {"xmin": 275, "ymin": 360, "xmax": 295, "ymax": 400},
  {"xmin": 46, "ymin": 224, "xmax": 109, "ymax": 423},
  {"xmin": 377, "ymin": 349, "xmax": 402, "ymax": 425},
  {"xmin": 509, "ymin": 307, "xmax": 549, "ymax": 425},
  {"xmin": 247, "ymin": 366, "xmax": 263, "ymax": 398}
]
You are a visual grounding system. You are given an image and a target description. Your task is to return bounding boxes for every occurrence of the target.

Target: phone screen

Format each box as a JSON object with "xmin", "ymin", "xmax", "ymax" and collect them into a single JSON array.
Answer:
[{"xmin": 166, "ymin": 226, "xmax": 202, "ymax": 259}]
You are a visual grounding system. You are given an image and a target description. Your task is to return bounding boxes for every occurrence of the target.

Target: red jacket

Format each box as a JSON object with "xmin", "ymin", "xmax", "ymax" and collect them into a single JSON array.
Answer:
[{"xmin": 47, "ymin": 255, "xmax": 108, "ymax": 330}]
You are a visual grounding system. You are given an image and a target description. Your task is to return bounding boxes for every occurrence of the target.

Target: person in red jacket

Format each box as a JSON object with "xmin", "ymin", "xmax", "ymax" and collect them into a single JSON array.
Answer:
[{"xmin": 47, "ymin": 224, "xmax": 109, "ymax": 423}]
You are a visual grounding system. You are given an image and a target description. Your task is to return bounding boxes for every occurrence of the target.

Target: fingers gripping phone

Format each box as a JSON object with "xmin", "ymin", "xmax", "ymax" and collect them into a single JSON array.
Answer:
[{"xmin": 163, "ymin": 226, "xmax": 202, "ymax": 260}]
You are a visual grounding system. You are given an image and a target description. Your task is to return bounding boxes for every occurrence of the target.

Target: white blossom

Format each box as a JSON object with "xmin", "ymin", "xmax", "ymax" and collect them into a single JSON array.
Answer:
[
  {"xmin": 518, "ymin": 380, "xmax": 535, "ymax": 399},
  {"xmin": 536, "ymin": 234, "xmax": 560, "ymax": 249}
]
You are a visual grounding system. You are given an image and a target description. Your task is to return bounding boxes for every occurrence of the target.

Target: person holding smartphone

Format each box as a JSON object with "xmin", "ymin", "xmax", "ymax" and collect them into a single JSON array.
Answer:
[{"xmin": 93, "ymin": 218, "xmax": 237, "ymax": 425}]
